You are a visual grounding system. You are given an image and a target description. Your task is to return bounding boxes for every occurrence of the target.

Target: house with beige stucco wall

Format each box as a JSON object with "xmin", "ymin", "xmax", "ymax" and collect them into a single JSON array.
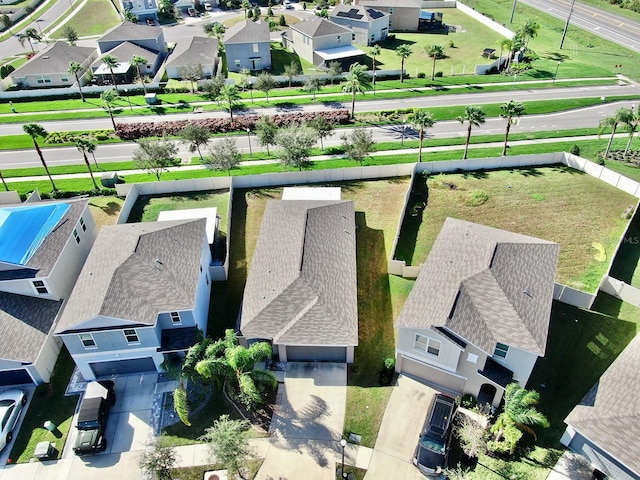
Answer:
[{"xmin": 354, "ymin": 0, "xmax": 423, "ymax": 31}]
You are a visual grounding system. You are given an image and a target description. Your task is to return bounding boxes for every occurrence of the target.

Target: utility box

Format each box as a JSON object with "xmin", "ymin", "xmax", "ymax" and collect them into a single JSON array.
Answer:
[
  {"xmin": 100, "ymin": 172, "xmax": 120, "ymax": 188},
  {"xmin": 144, "ymin": 93, "xmax": 159, "ymax": 105},
  {"xmin": 34, "ymin": 441, "xmax": 56, "ymax": 460}
]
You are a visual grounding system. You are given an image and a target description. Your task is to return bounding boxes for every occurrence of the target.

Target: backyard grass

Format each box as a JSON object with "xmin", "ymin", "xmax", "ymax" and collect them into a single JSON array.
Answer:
[
  {"xmin": 49, "ymin": 0, "xmax": 120, "ymax": 38},
  {"xmin": 393, "ymin": 165, "xmax": 637, "ymax": 292},
  {"xmin": 88, "ymin": 195, "xmax": 124, "ymax": 229}
]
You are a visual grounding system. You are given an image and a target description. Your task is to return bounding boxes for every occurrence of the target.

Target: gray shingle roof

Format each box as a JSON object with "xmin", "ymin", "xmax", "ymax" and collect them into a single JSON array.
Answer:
[
  {"xmin": 240, "ymin": 200, "xmax": 358, "ymax": 346},
  {"xmin": 11, "ymin": 42, "xmax": 95, "ymax": 77},
  {"xmin": 291, "ymin": 18, "xmax": 351, "ymax": 38},
  {"xmin": 565, "ymin": 334, "xmax": 640, "ymax": 476},
  {"xmin": 330, "ymin": 4, "xmax": 389, "ymax": 22},
  {"xmin": 224, "ymin": 19, "xmax": 270, "ymax": 44},
  {"xmin": 396, "ymin": 218, "xmax": 559, "ymax": 356},
  {"xmin": 55, "ymin": 219, "xmax": 206, "ymax": 334},
  {"xmin": 0, "ymin": 292, "xmax": 62, "ymax": 363},
  {"xmin": 165, "ymin": 36, "xmax": 218, "ymax": 68},
  {"xmin": 91, "ymin": 42, "xmax": 160, "ymax": 69},
  {"xmin": 99, "ymin": 21, "xmax": 163, "ymax": 43}
]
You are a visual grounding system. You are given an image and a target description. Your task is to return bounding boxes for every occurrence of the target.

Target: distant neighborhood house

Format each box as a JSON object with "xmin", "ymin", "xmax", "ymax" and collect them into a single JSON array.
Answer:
[
  {"xmin": 223, "ymin": 19, "xmax": 271, "ymax": 72},
  {"xmin": 165, "ymin": 36, "xmax": 220, "ymax": 80},
  {"xmin": 330, "ymin": 4, "xmax": 390, "ymax": 46},
  {"xmin": 121, "ymin": 0, "xmax": 158, "ymax": 23},
  {"xmin": 354, "ymin": 0, "xmax": 423, "ymax": 32}
]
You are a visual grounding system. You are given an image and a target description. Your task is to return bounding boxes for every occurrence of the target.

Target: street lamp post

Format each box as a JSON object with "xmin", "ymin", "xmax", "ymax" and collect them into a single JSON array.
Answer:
[
  {"xmin": 340, "ymin": 439, "xmax": 347, "ymax": 479},
  {"xmin": 124, "ymin": 88, "xmax": 132, "ymax": 111},
  {"xmin": 246, "ymin": 128, "xmax": 253, "ymax": 157},
  {"xmin": 401, "ymin": 118, "xmax": 406, "ymax": 146},
  {"xmin": 553, "ymin": 61, "xmax": 561, "ymax": 84}
]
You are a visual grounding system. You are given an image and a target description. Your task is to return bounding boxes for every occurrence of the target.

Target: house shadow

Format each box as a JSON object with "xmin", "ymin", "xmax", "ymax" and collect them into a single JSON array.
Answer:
[
  {"xmin": 608, "ymin": 206, "xmax": 640, "ymax": 284},
  {"xmin": 392, "ymin": 172, "xmax": 428, "ymax": 266}
]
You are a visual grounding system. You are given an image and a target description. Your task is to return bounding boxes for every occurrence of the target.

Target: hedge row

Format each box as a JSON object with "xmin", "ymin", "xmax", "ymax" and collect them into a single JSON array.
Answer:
[{"xmin": 115, "ymin": 110, "xmax": 352, "ymax": 140}]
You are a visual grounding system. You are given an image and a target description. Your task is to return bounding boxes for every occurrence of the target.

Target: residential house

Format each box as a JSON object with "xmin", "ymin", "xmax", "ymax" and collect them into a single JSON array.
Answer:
[
  {"xmin": 55, "ymin": 219, "xmax": 212, "ymax": 381},
  {"xmin": 121, "ymin": 0, "xmax": 158, "ymax": 23},
  {"xmin": 0, "ymin": 198, "xmax": 96, "ymax": 385},
  {"xmin": 354, "ymin": 0, "xmax": 423, "ymax": 32},
  {"xmin": 330, "ymin": 4, "xmax": 390, "ymax": 46},
  {"xmin": 239, "ymin": 189, "xmax": 358, "ymax": 363},
  {"xmin": 223, "ymin": 19, "xmax": 271, "ymax": 72},
  {"xmin": 561, "ymin": 334, "xmax": 640, "ymax": 480},
  {"xmin": 282, "ymin": 17, "xmax": 364, "ymax": 69},
  {"xmin": 165, "ymin": 36, "xmax": 219, "ymax": 80},
  {"xmin": 9, "ymin": 41, "xmax": 97, "ymax": 89},
  {"xmin": 395, "ymin": 218, "xmax": 559, "ymax": 407},
  {"xmin": 93, "ymin": 42, "xmax": 161, "ymax": 86}
]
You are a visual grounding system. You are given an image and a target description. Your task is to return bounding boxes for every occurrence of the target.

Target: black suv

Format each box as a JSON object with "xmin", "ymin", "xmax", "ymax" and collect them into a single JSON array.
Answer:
[
  {"xmin": 413, "ymin": 394, "xmax": 457, "ymax": 476},
  {"xmin": 73, "ymin": 381, "xmax": 116, "ymax": 455}
]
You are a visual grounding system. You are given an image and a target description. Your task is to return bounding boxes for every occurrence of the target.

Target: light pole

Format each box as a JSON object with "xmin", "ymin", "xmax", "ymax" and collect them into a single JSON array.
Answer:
[
  {"xmin": 553, "ymin": 61, "xmax": 561, "ymax": 84},
  {"xmin": 340, "ymin": 439, "xmax": 347, "ymax": 478},
  {"xmin": 401, "ymin": 118, "xmax": 406, "ymax": 146},
  {"xmin": 246, "ymin": 128, "xmax": 252, "ymax": 157},
  {"xmin": 124, "ymin": 88, "xmax": 132, "ymax": 111}
]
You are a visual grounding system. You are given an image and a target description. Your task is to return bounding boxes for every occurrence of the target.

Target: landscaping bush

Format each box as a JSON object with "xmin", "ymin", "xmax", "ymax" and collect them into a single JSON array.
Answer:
[
  {"xmin": 435, "ymin": 71, "xmax": 443, "ymax": 78},
  {"xmin": 37, "ymin": 188, "xmax": 118, "ymax": 200},
  {"xmin": 466, "ymin": 190, "xmax": 489, "ymax": 206},
  {"xmin": 417, "ymin": 72, "xmax": 426, "ymax": 79},
  {"xmin": 570, "ymin": 144, "xmax": 580, "ymax": 156},
  {"xmin": 461, "ymin": 393, "xmax": 476, "ymax": 409}
]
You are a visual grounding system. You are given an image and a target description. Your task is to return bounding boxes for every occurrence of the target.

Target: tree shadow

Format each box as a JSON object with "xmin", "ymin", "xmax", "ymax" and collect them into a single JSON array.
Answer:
[
  {"xmin": 608, "ymin": 205, "xmax": 640, "ymax": 284},
  {"xmin": 89, "ymin": 200, "xmax": 121, "ymax": 216},
  {"xmin": 274, "ymin": 102, "xmax": 302, "ymax": 111}
]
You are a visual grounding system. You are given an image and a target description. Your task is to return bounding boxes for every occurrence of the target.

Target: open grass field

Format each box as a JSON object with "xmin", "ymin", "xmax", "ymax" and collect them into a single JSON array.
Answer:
[
  {"xmin": 394, "ymin": 165, "xmax": 636, "ymax": 292},
  {"xmin": 49, "ymin": 0, "xmax": 120, "ymax": 38}
]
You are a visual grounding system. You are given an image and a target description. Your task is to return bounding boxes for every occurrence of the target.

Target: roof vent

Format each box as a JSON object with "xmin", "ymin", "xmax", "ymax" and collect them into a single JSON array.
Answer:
[
  {"xmin": 523, "ymin": 288, "xmax": 534, "ymax": 298},
  {"xmin": 42, "ymin": 55, "xmax": 50, "ymax": 59}
]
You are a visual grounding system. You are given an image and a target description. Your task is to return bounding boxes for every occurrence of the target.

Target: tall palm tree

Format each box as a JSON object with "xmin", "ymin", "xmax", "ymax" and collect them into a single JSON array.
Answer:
[
  {"xmin": 101, "ymin": 54, "xmax": 120, "ymax": 91},
  {"xmin": 130, "ymin": 54, "xmax": 148, "ymax": 94},
  {"xmin": 492, "ymin": 383, "xmax": 549, "ymax": 445},
  {"xmin": 599, "ymin": 108, "xmax": 633, "ymax": 158},
  {"xmin": 425, "ymin": 44, "xmax": 444, "ymax": 81},
  {"xmin": 23, "ymin": 123, "xmax": 57, "ymax": 191},
  {"xmin": 497, "ymin": 38, "xmax": 512, "ymax": 70},
  {"xmin": 75, "ymin": 137, "xmax": 100, "ymax": 189},
  {"xmin": 216, "ymin": 84, "xmax": 241, "ymax": 122},
  {"xmin": 409, "ymin": 110, "xmax": 435, "ymax": 162},
  {"xmin": 395, "ymin": 44, "xmax": 412, "ymax": 83},
  {"xmin": 18, "ymin": 28, "xmax": 41, "ymax": 53},
  {"xmin": 101, "ymin": 88, "xmax": 119, "ymax": 130},
  {"xmin": 342, "ymin": 62, "xmax": 372, "ymax": 119},
  {"xmin": 518, "ymin": 19, "xmax": 540, "ymax": 48},
  {"xmin": 622, "ymin": 110, "xmax": 640, "ymax": 159},
  {"xmin": 68, "ymin": 61, "xmax": 86, "ymax": 102},
  {"xmin": 369, "ymin": 45, "xmax": 381, "ymax": 94},
  {"xmin": 457, "ymin": 105, "xmax": 486, "ymax": 160},
  {"xmin": 499, "ymin": 100, "xmax": 525, "ymax": 156}
]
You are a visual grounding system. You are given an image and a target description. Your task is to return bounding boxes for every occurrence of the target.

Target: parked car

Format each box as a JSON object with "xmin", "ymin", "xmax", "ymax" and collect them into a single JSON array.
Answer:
[
  {"xmin": 203, "ymin": 1, "xmax": 213, "ymax": 10},
  {"xmin": 0, "ymin": 389, "xmax": 27, "ymax": 452},
  {"xmin": 187, "ymin": 7, "xmax": 198, "ymax": 16},
  {"xmin": 73, "ymin": 381, "xmax": 116, "ymax": 456},
  {"xmin": 413, "ymin": 394, "xmax": 457, "ymax": 476},
  {"xmin": 284, "ymin": 0, "xmax": 293, "ymax": 8}
]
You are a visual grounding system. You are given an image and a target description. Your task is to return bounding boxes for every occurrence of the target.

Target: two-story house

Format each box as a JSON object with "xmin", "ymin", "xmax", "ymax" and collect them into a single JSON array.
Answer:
[
  {"xmin": 121, "ymin": 0, "xmax": 157, "ymax": 23},
  {"xmin": 223, "ymin": 20, "xmax": 271, "ymax": 72},
  {"xmin": 0, "ymin": 198, "xmax": 96, "ymax": 386},
  {"xmin": 395, "ymin": 218, "xmax": 559, "ymax": 407},
  {"xmin": 330, "ymin": 4, "xmax": 390, "ymax": 46},
  {"xmin": 282, "ymin": 18, "xmax": 364, "ymax": 69},
  {"xmin": 354, "ymin": 0, "xmax": 423, "ymax": 32},
  {"xmin": 55, "ymin": 219, "xmax": 212, "ymax": 380}
]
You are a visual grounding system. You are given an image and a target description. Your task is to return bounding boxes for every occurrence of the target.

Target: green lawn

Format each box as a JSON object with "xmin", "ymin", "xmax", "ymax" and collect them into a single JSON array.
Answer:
[
  {"xmin": 49, "ymin": 0, "xmax": 120, "ymax": 38},
  {"xmin": 394, "ymin": 165, "xmax": 636, "ymax": 292}
]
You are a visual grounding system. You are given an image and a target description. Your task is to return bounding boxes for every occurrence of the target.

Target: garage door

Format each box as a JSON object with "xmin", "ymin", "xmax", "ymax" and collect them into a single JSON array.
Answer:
[
  {"xmin": 400, "ymin": 356, "xmax": 466, "ymax": 393},
  {"xmin": 285, "ymin": 346, "xmax": 346, "ymax": 362},
  {"xmin": 0, "ymin": 369, "xmax": 34, "ymax": 386},
  {"xmin": 90, "ymin": 357, "xmax": 157, "ymax": 378}
]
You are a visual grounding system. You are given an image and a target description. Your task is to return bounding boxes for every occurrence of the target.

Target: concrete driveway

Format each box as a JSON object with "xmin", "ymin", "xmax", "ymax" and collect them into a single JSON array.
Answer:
[{"xmin": 257, "ymin": 363, "xmax": 347, "ymax": 480}]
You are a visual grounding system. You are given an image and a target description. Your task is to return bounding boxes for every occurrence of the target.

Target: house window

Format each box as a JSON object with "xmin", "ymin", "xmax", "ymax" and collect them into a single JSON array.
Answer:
[
  {"xmin": 124, "ymin": 329, "xmax": 140, "ymax": 344},
  {"xmin": 467, "ymin": 353, "xmax": 479, "ymax": 364},
  {"xmin": 337, "ymin": 35, "xmax": 341, "ymax": 44},
  {"xmin": 389, "ymin": 7, "xmax": 394, "ymax": 14},
  {"xmin": 234, "ymin": 60, "xmax": 241, "ymax": 68},
  {"xmin": 79, "ymin": 333, "xmax": 96, "ymax": 348},
  {"xmin": 352, "ymin": 33, "xmax": 356, "ymax": 41},
  {"xmin": 73, "ymin": 229, "xmax": 80, "ymax": 244},
  {"xmin": 170, "ymin": 312, "xmax": 181, "ymax": 324},
  {"xmin": 494, "ymin": 342, "xmax": 509, "ymax": 358},
  {"xmin": 253, "ymin": 43, "xmax": 259, "ymax": 53},
  {"xmin": 414, "ymin": 334, "xmax": 441, "ymax": 357},
  {"xmin": 32, "ymin": 280, "xmax": 48, "ymax": 295},
  {"xmin": 80, "ymin": 217, "xmax": 87, "ymax": 232},
  {"xmin": 61, "ymin": 77, "xmax": 68, "ymax": 82}
]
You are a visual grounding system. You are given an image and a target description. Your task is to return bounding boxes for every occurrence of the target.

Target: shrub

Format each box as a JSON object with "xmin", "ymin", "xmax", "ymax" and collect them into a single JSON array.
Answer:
[
  {"xmin": 449, "ymin": 40, "xmax": 455, "ymax": 48},
  {"xmin": 466, "ymin": 190, "xmax": 489, "ymax": 206},
  {"xmin": 570, "ymin": 144, "xmax": 580, "ymax": 156},
  {"xmin": 383, "ymin": 358, "xmax": 395, "ymax": 371},
  {"xmin": 417, "ymin": 72, "xmax": 426, "ymax": 79},
  {"xmin": 461, "ymin": 393, "xmax": 476, "ymax": 409},
  {"xmin": 434, "ymin": 71, "xmax": 443, "ymax": 78},
  {"xmin": 279, "ymin": 14, "xmax": 286, "ymax": 26}
]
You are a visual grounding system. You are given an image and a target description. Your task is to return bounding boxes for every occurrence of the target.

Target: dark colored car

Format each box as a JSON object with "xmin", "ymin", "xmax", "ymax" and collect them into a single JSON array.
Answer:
[
  {"xmin": 73, "ymin": 381, "xmax": 116, "ymax": 456},
  {"xmin": 413, "ymin": 394, "xmax": 457, "ymax": 476}
]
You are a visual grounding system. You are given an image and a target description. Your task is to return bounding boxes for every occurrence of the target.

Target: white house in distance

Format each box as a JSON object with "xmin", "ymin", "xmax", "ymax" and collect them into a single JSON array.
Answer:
[
  {"xmin": 395, "ymin": 218, "xmax": 559, "ymax": 407},
  {"xmin": 330, "ymin": 4, "xmax": 390, "ymax": 46},
  {"xmin": 0, "ymin": 198, "xmax": 96, "ymax": 385},
  {"xmin": 55, "ymin": 219, "xmax": 212, "ymax": 381}
]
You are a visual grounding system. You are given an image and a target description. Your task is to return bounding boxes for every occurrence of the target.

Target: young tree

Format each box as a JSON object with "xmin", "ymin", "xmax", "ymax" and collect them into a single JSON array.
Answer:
[
  {"xmin": 1, "ymin": 14, "xmax": 13, "ymax": 34},
  {"xmin": 279, "ymin": 14, "xmax": 286, "ymax": 26},
  {"xmin": 327, "ymin": 60, "xmax": 342, "ymax": 85},
  {"xmin": 253, "ymin": 5, "xmax": 260, "ymax": 20},
  {"xmin": 100, "ymin": 88, "xmax": 119, "ymax": 130},
  {"xmin": 178, "ymin": 64, "xmax": 204, "ymax": 93},
  {"xmin": 130, "ymin": 54, "xmax": 149, "ymax": 94},
  {"xmin": 425, "ymin": 44, "xmax": 444, "ymax": 81},
  {"xmin": 138, "ymin": 438, "xmax": 178, "ymax": 480},
  {"xmin": 204, "ymin": 21, "xmax": 225, "ymax": 39},
  {"xmin": 200, "ymin": 415, "xmax": 253, "ymax": 480},
  {"xmin": 623, "ymin": 110, "xmax": 639, "ymax": 159},
  {"xmin": 101, "ymin": 54, "xmax": 120, "ymax": 91},
  {"xmin": 75, "ymin": 137, "xmax": 100, "ymax": 189},
  {"xmin": 132, "ymin": 134, "xmax": 178, "ymax": 180},
  {"xmin": 408, "ymin": 109, "xmax": 435, "ymax": 162},
  {"xmin": 18, "ymin": 28, "xmax": 41, "ymax": 53},
  {"xmin": 275, "ymin": 125, "xmax": 316, "ymax": 171},
  {"xmin": 255, "ymin": 115, "xmax": 277, "ymax": 155},
  {"xmin": 202, "ymin": 75, "xmax": 226, "ymax": 103},
  {"xmin": 180, "ymin": 123, "xmax": 211, "ymax": 160},
  {"xmin": 217, "ymin": 83, "xmax": 241, "ymax": 122},
  {"xmin": 247, "ymin": 7, "xmax": 254, "ymax": 19},
  {"xmin": 308, "ymin": 115, "xmax": 335, "ymax": 151},
  {"xmin": 457, "ymin": 105, "xmax": 486, "ymax": 160},
  {"xmin": 369, "ymin": 44, "xmax": 381, "ymax": 94},
  {"xmin": 518, "ymin": 19, "xmax": 540, "ymax": 48},
  {"xmin": 455, "ymin": 412, "xmax": 490, "ymax": 460},
  {"xmin": 205, "ymin": 137, "xmax": 241, "ymax": 175},
  {"xmin": 499, "ymin": 100, "xmax": 525, "ymax": 156},
  {"xmin": 241, "ymin": 0, "xmax": 251, "ymax": 18},
  {"xmin": 304, "ymin": 75, "xmax": 322, "ymax": 100},
  {"xmin": 255, "ymin": 72, "xmax": 276, "ymax": 103},
  {"xmin": 239, "ymin": 67, "xmax": 254, "ymax": 103},
  {"xmin": 62, "ymin": 25, "xmax": 78, "ymax": 46},
  {"xmin": 395, "ymin": 44, "xmax": 412, "ymax": 83},
  {"xmin": 68, "ymin": 61, "xmax": 86, "ymax": 102},
  {"xmin": 342, "ymin": 62, "xmax": 371, "ymax": 118},
  {"xmin": 599, "ymin": 107, "xmax": 633, "ymax": 158},
  {"xmin": 341, "ymin": 126, "xmax": 375, "ymax": 166},
  {"xmin": 497, "ymin": 38, "xmax": 512, "ymax": 70},
  {"xmin": 283, "ymin": 61, "xmax": 300, "ymax": 88},
  {"xmin": 23, "ymin": 123, "xmax": 57, "ymax": 191},
  {"xmin": 124, "ymin": 9, "xmax": 138, "ymax": 22}
]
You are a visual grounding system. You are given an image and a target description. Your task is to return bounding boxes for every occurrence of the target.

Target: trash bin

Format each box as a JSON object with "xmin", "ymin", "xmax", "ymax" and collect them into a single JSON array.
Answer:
[
  {"xmin": 144, "ymin": 93, "xmax": 159, "ymax": 105},
  {"xmin": 101, "ymin": 172, "xmax": 119, "ymax": 188},
  {"xmin": 44, "ymin": 420, "xmax": 56, "ymax": 432}
]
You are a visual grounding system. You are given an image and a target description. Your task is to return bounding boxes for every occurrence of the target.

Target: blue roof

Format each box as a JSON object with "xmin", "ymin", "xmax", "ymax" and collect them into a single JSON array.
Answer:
[{"xmin": 0, "ymin": 203, "xmax": 70, "ymax": 266}]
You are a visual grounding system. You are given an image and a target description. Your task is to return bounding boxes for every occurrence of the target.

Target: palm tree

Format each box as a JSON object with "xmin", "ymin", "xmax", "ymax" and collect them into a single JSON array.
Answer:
[
  {"xmin": 499, "ymin": 100, "xmax": 525, "ymax": 156},
  {"xmin": 18, "ymin": 28, "xmax": 41, "ymax": 53},
  {"xmin": 101, "ymin": 88, "xmax": 119, "ymax": 130},
  {"xmin": 409, "ymin": 110, "xmax": 435, "ymax": 162},
  {"xmin": 101, "ymin": 54, "xmax": 120, "ymax": 91},
  {"xmin": 395, "ymin": 44, "xmax": 412, "ymax": 83},
  {"xmin": 75, "ymin": 137, "xmax": 100, "ymax": 189},
  {"xmin": 599, "ymin": 108, "xmax": 633, "ymax": 158},
  {"xmin": 457, "ymin": 105, "xmax": 486, "ymax": 160},
  {"xmin": 369, "ymin": 45, "xmax": 381, "ymax": 94},
  {"xmin": 23, "ymin": 123, "xmax": 57, "ymax": 191},
  {"xmin": 425, "ymin": 44, "xmax": 444, "ymax": 81},
  {"xmin": 216, "ymin": 84, "xmax": 241, "ymax": 122},
  {"xmin": 130, "ymin": 55, "xmax": 148, "ymax": 95},
  {"xmin": 342, "ymin": 62, "xmax": 372, "ymax": 119},
  {"xmin": 491, "ymin": 383, "xmax": 549, "ymax": 446},
  {"xmin": 68, "ymin": 61, "xmax": 86, "ymax": 102},
  {"xmin": 497, "ymin": 38, "xmax": 512, "ymax": 70},
  {"xmin": 622, "ymin": 110, "xmax": 640, "ymax": 159},
  {"xmin": 518, "ymin": 19, "xmax": 540, "ymax": 48}
]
